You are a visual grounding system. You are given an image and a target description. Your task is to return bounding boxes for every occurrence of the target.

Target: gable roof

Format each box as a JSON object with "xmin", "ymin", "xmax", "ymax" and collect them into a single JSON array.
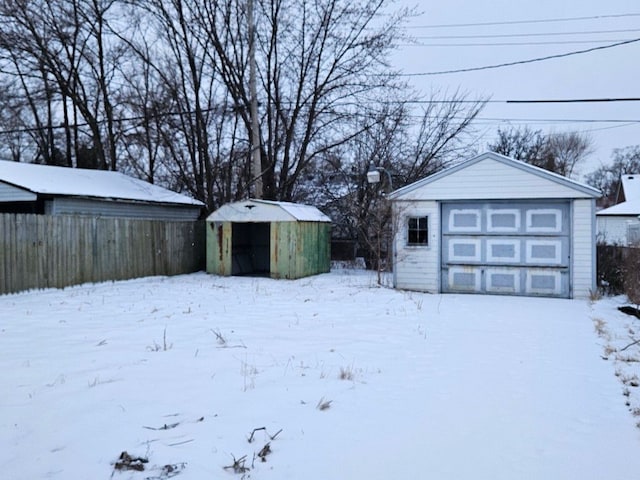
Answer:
[
  {"xmin": 620, "ymin": 173, "xmax": 640, "ymax": 202},
  {"xmin": 0, "ymin": 160, "xmax": 203, "ymax": 206},
  {"xmin": 597, "ymin": 173, "xmax": 640, "ymax": 216},
  {"xmin": 207, "ymin": 199, "xmax": 331, "ymax": 223},
  {"xmin": 389, "ymin": 151, "xmax": 601, "ymax": 201}
]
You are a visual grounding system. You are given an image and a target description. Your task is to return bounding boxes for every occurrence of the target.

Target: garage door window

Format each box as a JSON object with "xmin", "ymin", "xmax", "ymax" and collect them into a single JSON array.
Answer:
[
  {"xmin": 488, "ymin": 209, "xmax": 520, "ymax": 232},
  {"xmin": 407, "ymin": 216, "xmax": 429, "ymax": 246},
  {"xmin": 526, "ymin": 209, "xmax": 562, "ymax": 233},
  {"xmin": 449, "ymin": 209, "xmax": 481, "ymax": 232}
]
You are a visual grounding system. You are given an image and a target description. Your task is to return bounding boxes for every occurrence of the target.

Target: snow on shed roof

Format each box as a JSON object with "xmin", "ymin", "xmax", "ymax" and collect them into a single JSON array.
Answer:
[
  {"xmin": 0, "ymin": 160, "xmax": 203, "ymax": 206},
  {"xmin": 207, "ymin": 199, "xmax": 331, "ymax": 223}
]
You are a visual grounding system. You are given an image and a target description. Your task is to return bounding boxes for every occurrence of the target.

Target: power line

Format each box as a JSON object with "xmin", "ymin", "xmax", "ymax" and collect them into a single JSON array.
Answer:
[
  {"xmin": 474, "ymin": 117, "xmax": 640, "ymax": 123},
  {"xmin": 400, "ymin": 37, "xmax": 640, "ymax": 76},
  {"xmin": 407, "ymin": 13, "xmax": 640, "ymax": 29},
  {"xmin": 506, "ymin": 98, "xmax": 640, "ymax": 104},
  {"xmin": 390, "ymin": 98, "xmax": 640, "ymax": 104},
  {"xmin": 405, "ymin": 39, "xmax": 632, "ymax": 47},
  {"xmin": 1, "ymin": 96, "xmax": 638, "ymax": 137},
  {"xmin": 413, "ymin": 28, "xmax": 640, "ymax": 40}
]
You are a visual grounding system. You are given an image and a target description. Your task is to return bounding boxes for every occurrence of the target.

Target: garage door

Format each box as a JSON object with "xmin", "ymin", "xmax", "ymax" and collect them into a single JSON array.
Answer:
[{"xmin": 441, "ymin": 201, "xmax": 570, "ymax": 297}]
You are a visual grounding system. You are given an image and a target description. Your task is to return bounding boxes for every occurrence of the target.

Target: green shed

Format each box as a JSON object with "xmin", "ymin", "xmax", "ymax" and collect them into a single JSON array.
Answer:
[{"xmin": 206, "ymin": 199, "xmax": 331, "ymax": 279}]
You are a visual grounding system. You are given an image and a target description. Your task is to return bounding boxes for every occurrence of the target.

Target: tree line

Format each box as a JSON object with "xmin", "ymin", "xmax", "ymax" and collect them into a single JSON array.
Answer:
[
  {"xmin": 0, "ymin": 1, "xmax": 486, "ymax": 204},
  {"xmin": 0, "ymin": 0, "xmax": 635, "ymax": 266},
  {"xmin": 0, "ymin": 0, "xmax": 487, "ymax": 261}
]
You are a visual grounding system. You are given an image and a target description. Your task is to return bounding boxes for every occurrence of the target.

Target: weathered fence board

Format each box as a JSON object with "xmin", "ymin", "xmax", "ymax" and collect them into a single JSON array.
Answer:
[{"xmin": 0, "ymin": 214, "xmax": 205, "ymax": 295}]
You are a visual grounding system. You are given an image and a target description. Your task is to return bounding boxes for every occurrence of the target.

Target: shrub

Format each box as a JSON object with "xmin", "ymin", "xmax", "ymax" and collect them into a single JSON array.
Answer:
[{"xmin": 623, "ymin": 247, "xmax": 640, "ymax": 305}]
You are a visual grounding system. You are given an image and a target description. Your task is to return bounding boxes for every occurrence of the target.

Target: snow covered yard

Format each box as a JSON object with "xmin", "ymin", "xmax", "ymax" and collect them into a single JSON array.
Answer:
[{"xmin": 1, "ymin": 269, "xmax": 639, "ymax": 480}]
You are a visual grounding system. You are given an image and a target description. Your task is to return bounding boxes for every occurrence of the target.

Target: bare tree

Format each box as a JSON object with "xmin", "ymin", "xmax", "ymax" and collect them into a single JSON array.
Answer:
[
  {"xmin": 0, "ymin": 0, "xmax": 485, "ymax": 228},
  {"xmin": 488, "ymin": 126, "xmax": 547, "ymax": 165},
  {"xmin": 313, "ymin": 91, "xmax": 485, "ymax": 270},
  {"xmin": 541, "ymin": 131, "xmax": 593, "ymax": 177},
  {"xmin": 194, "ymin": 0, "xmax": 411, "ymax": 201},
  {"xmin": 488, "ymin": 126, "xmax": 592, "ymax": 178},
  {"xmin": 0, "ymin": 0, "xmax": 126, "ymax": 169},
  {"xmin": 585, "ymin": 146, "xmax": 640, "ymax": 206}
]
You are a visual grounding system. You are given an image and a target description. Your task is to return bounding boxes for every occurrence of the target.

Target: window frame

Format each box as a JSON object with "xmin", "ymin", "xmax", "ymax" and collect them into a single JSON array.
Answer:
[{"xmin": 406, "ymin": 215, "xmax": 429, "ymax": 247}]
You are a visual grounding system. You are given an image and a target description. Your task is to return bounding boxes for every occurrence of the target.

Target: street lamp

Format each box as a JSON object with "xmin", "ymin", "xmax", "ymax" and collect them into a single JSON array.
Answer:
[
  {"xmin": 366, "ymin": 166, "xmax": 394, "ymax": 285},
  {"xmin": 366, "ymin": 166, "xmax": 393, "ymax": 192}
]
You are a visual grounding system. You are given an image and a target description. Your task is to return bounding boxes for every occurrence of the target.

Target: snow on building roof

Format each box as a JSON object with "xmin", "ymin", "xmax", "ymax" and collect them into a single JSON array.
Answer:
[
  {"xmin": 0, "ymin": 160, "xmax": 203, "ymax": 206},
  {"xmin": 207, "ymin": 199, "xmax": 331, "ymax": 223},
  {"xmin": 597, "ymin": 200, "xmax": 640, "ymax": 216},
  {"xmin": 620, "ymin": 174, "xmax": 640, "ymax": 202},
  {"xmin": 597, "ymin": 174, "xmax": 640, "ymax": 216}
]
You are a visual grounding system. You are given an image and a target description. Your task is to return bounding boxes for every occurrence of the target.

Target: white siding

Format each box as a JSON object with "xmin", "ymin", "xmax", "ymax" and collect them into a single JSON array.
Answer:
[
  {"xmin": 0, "ymin": 181, "xmax": 36, "ymax": 201},
  {"xmin": 390, "ymin": 153, "xmax": 600, "ymax": 298},
  {"xmin": 393, "ymin": 198, "xmax": 597, "ymax": 298},
  {"xmin": 572, "ymin": 199, "xmax": 596, "ymax": 298},
  {"xmin": 399, "ymin": 158, "xmax": 593, "ymax": 201},
  {"xmin": 393, "ymin": 200, "xmax": 440, "ymax": 292},
  {"xmin": 596, "ymin": 215, "xmax": 639, "ymax": 245}
]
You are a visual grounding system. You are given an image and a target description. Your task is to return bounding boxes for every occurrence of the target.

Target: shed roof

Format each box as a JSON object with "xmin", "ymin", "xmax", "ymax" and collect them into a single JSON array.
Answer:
[
  {"xmin": 389, "ymin": 151, "xmax": 601, "ymax": 201},
  {"xmin": 0, "ymin": 160, "xmax": 203, "ymax": 206},
  {"xmin": 207, "ymin": 199, "xmax": 331, "ymax": 223}
]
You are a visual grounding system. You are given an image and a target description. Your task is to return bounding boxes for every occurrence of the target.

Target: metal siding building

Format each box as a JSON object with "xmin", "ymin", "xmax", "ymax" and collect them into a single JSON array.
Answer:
[
  {"xmin": 206, "ymin": 199, "xmax": 331, "ymax": 279},
  {"xmin": 389, "ymin": 152, "xmax": 601, "ymax": 299},
  {"xmin": 0, "ymin": 160, "xmax": 203, "ymax": 220}
]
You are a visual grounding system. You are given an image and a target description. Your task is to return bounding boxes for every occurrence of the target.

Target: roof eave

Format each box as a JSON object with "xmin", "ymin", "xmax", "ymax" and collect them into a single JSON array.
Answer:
[
  {"xmin": 48, "ymin": 193, "xmax": 204, "ymax": 208},
  {"xmin": 389, "ymin": 151, "xmax": 601, "ymax": 200}
]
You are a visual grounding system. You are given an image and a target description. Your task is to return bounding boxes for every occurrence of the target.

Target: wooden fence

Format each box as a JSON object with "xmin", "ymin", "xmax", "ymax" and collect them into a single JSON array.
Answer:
[{"xmin": 0, "ymin": 214, "xmax": 205, "ymax": 295}]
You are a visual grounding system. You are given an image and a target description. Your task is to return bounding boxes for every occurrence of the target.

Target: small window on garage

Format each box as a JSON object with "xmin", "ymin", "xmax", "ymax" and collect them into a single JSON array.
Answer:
[{"xmin": 407, "ymin": 216, "xmax": 429, "ymax": 246}]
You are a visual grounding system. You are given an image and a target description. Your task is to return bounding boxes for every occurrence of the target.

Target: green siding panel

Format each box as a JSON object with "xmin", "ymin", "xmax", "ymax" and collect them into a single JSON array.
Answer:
[
  {"xmin": 207, "ymin": 220, "xmax": 330, "ymax": 280},
  {"xmin": 271, "ymin": 222, "xmax": 295, "ymax": 279},
  {"xmin": 206, "ymin": 221, "xmax": 232, "ymax": 275}
]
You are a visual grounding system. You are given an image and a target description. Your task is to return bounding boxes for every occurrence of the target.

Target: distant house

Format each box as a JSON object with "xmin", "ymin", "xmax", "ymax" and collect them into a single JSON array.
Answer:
[
  {"xmin": 206, "ymin": 199, "xmax": 331, "ymax": 279},
  {"xmin": 0, "ymin": 160, "xmax": 203, "ymax": 220},
  {"xmin": 389, "ymin": 152, "xmax": 601, "ymax": 299},
  {"xmin": 596, "ymin": 174, "xmax": 640, "ymax": 246}
]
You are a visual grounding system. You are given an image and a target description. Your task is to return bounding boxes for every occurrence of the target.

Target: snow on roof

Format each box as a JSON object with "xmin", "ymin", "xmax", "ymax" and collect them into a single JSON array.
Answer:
[
  {"xmin": 207, "ymin": 199, "xmax": 331, "ymax": 222},
  {"xmin": 597, "ymin": 200, "xmax": 640, "ymax": 216},
  {"xmin": 621, "ymin": 174, "xmax": 640, "ymax": 202},
  {"xmin": 597, "ymin": 174, "xmax": 640, "ymax": 216},
  {"xmin": 0, "ymin": 160, "xmax": 203, "ymax": 206}
]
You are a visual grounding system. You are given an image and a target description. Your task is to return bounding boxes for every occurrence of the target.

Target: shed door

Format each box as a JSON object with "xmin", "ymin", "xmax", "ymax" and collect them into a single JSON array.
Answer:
[{"xmin": 441, "ymin": 201, "xmax": 570, "ymax": 298}]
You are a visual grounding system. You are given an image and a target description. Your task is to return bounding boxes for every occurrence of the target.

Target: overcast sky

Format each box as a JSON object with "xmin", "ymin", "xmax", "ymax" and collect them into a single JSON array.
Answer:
[{"xmin": 392, "ymin": 0, "xmax": 640, "ymax": 177}]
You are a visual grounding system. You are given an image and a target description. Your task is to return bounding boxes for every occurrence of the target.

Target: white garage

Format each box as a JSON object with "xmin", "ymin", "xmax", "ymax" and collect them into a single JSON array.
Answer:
[{"xmin": 389, "ymin": 152, "xmax": 601, "ymax": 298}]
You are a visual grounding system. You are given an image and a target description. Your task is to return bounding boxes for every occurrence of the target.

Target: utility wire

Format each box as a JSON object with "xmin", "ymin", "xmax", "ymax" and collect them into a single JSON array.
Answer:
[
  {"xmin": 389, "ymin": 98, "xmax": 640, "ymax": 104},
  {"xmin": 405, "ymin": 40, "xmax": 632, "ymax": 47},
  {"xmin": 407, "ymin": 13, "xmax": 640, "ymax": 29},
  {"xmin": 2, "ymin": 114, "xmax": 637, "ymax": 137},
  {"xmin": 400, "ymin": 37, "xmax": 640, "ymax": 76},
  {"xmin": 1, "ymin": 96, "xmax": 638, "ymax": 137},
  {"xmin": 414, "ymin": 28, "xmax": 640, "ymax": 39},
  {"xmin": 507, "ymin": 98, "xmax": 640, "ymax": 104},
  {"xmin": 473, "ymin": 117, "xmax": 640, "ymax": 123}
]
